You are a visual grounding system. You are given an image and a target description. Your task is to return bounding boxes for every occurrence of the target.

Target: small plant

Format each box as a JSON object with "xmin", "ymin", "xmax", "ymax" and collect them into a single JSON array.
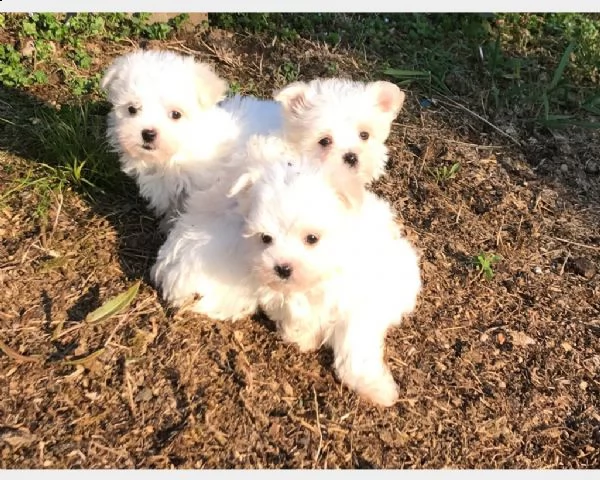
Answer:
[
  {"xmin": 279, "ymin": 61, "xmax": 300, "ymax": 83},
  {"xmin": 473, "ymin": 252, "xmax": 502, "ymax": 280},
  {"xmin": 429, "ymin": 162, "xmax": 461, "ymax": 184}
]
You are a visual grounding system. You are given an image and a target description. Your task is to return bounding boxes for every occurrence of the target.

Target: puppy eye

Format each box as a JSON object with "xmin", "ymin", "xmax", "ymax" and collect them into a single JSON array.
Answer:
[
  {"xmin": 359, "ymin": 131, "xmax": 370, "ymax": 141},
  {"xmin": 318, "ymin": 136, "xmax": 332, "ymax": 147},
  {"xmin": 305, "ymin": 234, "xmax": 320, "ymax": 245},
  {"xmin": 128, "ymin": 106, "xmax": 138, "ymax": 115},
  {"xmin": 170, "ymin": 110, "xmax": 182, "ymax": 120},
  {"xmin": 261, "ymin": 233, "xmax": 273, "ymax": 245}
]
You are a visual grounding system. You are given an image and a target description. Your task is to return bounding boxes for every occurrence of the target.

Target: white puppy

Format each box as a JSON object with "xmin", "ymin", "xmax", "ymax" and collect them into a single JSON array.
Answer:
[
  {"xmin": 153, "ymin": 135, "xmax": 421, "ymax": 406},
  {"xmin": 220, "ymin": 78, "xmax": 405, "ymax": 185},
  {"xmin": 151, "ymin": 136, "xmax": 295, "ymax": 321},
  {"xmin": 101, "ymin": 49, "xmax": 239, "ymax": 228}
]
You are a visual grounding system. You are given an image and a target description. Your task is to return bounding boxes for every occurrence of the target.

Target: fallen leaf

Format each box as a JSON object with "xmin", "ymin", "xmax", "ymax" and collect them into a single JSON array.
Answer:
[
  {"xmin": 85, "ymin": 281, "xmax": 140, "ymax": 324},
  {"xmin": 511, "ymin": 331, "xmax": 536, "ymax": 347}
]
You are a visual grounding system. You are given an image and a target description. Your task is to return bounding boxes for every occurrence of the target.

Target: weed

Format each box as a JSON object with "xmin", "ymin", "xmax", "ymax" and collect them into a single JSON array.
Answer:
[
  {"xmin": 429, "ymin": 162, "xmax": 461, "ymax": 184},
  {"xmin": 473, "ymin": 252, "xmax": 501, "ymax": 280},
  {"xmin": 22, "ymin": 102, "xmax": 121, "ymax": 197}
]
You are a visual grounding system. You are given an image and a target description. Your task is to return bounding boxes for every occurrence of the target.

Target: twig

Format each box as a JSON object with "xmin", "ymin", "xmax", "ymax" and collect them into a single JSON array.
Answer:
[
  {"xmin": 48, "ymin": 190, "xmax": 63, "ymax": 246},
  {"xmin": 313, "ymin": 386, "xmax": 323, "ymax": 465},
  {"xmin": 0, "ymin": 339, "xmax": 43, "ymax": 363},
  {"xmin": 435, "ymin": 95, "xmax": 521, "ymax": 146},
  {"xmin": 559, "ymin": 252, "xmax": 571, "ymax": 276},
  {"xmin": 545, "ymin": 236, "xmax": 600, "ymax": 252}
]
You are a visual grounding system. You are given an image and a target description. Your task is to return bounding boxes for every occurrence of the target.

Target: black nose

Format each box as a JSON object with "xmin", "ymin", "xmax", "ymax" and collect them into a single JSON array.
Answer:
[
  {"xmin": 343, "ymin": 152, "xmax": 358, "ymax": 168},
  {"xmin": 274, "ymin": 263, "xmax": 293, "ymax": 280},
  {"xmin": 141, "ymin": 129, "xmax": 157, "ymax": 142}
]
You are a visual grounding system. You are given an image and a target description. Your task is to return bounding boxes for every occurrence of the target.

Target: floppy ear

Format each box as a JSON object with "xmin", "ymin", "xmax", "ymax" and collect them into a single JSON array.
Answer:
[
  {"xmin": 227, "ymin": 169, "xmax": 260, "ymax": 199},
  {"xmin": 194, "ymin": 62, "xmax": 228, "ymax": 108},
  {"xmin": 273, "ymin": 81, "xmax": 312, "ymax": 116},
  {"xmin": 368, "ymin": 81, "xmax": 405, "ymax": 117},
  {"xmin": 100, "ymin": 55, "xmax": 128, "ymax": 100},
  {"xmin": 226, "ymin": 167, "xmax": 263, "ymax": 218}
]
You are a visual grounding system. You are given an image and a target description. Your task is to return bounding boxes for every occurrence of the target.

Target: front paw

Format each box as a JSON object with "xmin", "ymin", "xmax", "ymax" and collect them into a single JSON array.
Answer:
[
  {"xmin": 354, "ymin": 370, "xmax": 399, "ymax": 407},
  {"xmin": 280, "ymin": 328, "xmax": 321, "ymax": 352}
]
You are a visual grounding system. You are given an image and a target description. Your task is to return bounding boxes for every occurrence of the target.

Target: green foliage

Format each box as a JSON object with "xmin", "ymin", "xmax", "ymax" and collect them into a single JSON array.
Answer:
[{"xmin": 473, "ymin": 253, "xmax": 502, "ymax": 280}]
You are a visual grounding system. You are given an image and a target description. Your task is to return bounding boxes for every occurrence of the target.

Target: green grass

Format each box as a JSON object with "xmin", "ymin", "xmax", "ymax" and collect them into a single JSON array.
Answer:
[
  {"xmin": 0, "ymin": 13, "xmax": 190, "ymax": 93},
  {"xmin": 211, "ymin": 13, "xmax": 600, "ymax": 128},
  {"xmin": 473, "ymin": 252, "xmax": 502, "ymax": 280},
  {"xmin": 2, "ymin": 12, "xmax": 600, "ymax": 199},
  {"xmin": 428, "ymin": 162, "xmax": 461, "ymax": 185}
]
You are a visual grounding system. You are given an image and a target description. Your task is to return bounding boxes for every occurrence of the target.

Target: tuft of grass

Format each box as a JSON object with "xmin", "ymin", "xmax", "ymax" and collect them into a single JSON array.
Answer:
[
  {"xmin": 0, "ymin": 13, "xmax": 190, "ymax": 92},
  {"xmin": 22, "ymin": 102, "xmax": 121, "ymax": 198},
  {"xmin": 428, "ymin": 162, "xmax": 461, "ymax": 184},
  {"xmin": 473, "ymin": 252, "xmax": 502, "ymax": 280}
]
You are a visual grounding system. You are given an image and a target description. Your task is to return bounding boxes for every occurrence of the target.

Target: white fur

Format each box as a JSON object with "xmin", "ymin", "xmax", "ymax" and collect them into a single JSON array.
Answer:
[
  {"xmin": 101, "ymin": 49, "xmax": 239, "ymax": 227},
  {"xmin": 152, "ymin": 135, "xmax": 421, "ymax": 406},
  {"xmin": 219, "ymin": 78, "xmax": 405, "ymax": 187}
]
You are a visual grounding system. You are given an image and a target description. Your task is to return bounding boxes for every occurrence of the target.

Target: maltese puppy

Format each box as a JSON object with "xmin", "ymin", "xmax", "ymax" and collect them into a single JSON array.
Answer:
[
  {"xmin": 153, "ymin": 135, "xmax": 421, "ymax": 406},
  {"xmin": 151, "ymin": 136, "xmax": 295, "ymax": 321},
  {"xmin": 220, "ymin": 78, "xmax": 405, "ymax": 185},
  {"xmin": 101, "ymin": 49, "xmax": 239, "ymax": 229}
]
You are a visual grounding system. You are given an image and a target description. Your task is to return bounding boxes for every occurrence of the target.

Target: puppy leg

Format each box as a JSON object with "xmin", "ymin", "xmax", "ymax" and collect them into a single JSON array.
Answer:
[
  {"xmin": 269, "ymin": 298, "xmax": 323, "ymax": 352},
  {"xmin": 330, "ymin": 318, "xmax": 398, "ymax": 407}
]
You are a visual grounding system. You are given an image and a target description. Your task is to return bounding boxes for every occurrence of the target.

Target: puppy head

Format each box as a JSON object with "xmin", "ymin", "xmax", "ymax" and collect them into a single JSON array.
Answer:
[
  {"xmin": 101, "ymin": 49, "xmax": 228, "ymax": 165},
  {"xmin": 228, "ymin": 136, "xmax": 364, "ymax": 294},
  {"xmin": 274, "ymin": 78, "xmax": 405, "ymax": 183}
]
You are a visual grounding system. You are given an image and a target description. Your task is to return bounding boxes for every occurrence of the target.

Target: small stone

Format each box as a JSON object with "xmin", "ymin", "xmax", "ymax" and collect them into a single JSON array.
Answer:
[
  {"xmin": 569, "ymin": 257, "xmax": 596, "ymax": 279},
  {"xmin": 19, "ymin": 39, "xmax": 36, "ymax": 57},
  {"xmin": 560, "ymin": 163, "xmax": 569, "ymax": 173},
  {"xmin": 533, "ymin": 266, "xmax": 543, "ymax": 275},
  {"xmin": 580, "ymin": 381, "xmax": 588, "ymax": 391},
  {"xmin": 585, "ymin": 161, "xmax": 599, "ymax": 174},
  {"xmin": 135, "ymin": 387, "xmax": 153, "ymax": 402},
  {"xmin": 496, "ymin": 332, "xmax": 506, "ymax": 345},
  {"xmin": 561, "ymin": 342, "xmax": 573, "ymax": 352}
]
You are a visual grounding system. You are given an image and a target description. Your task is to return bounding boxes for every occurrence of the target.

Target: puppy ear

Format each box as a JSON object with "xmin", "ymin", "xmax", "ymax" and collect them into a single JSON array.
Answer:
[
  {"xmin": 227, "ymin": 169, "xmax": 260, "ymax": 198},
  {"xmin": 368, "ymin": 81, "xmax": 405, "ymax": 117},
  {"xmin": 194, "ymin": 62, "xmax": 228, "ymax": 108},
  {"xmin": 273, "ymin": 81, "xmax": 311, "ymax": 115},
  {"xmin": 227, "ymin": 168, "xmax": 262, "ymax": 218},
  {"xmin": 100, "ymin": 56, "xmax": 128, "ymax": 100}
]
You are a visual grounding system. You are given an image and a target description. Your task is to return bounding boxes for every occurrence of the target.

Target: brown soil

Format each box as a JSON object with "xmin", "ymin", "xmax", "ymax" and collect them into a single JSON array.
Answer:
[{"xmin": 1, "ymin": 30, "xmax": 599, "ymax": 469}]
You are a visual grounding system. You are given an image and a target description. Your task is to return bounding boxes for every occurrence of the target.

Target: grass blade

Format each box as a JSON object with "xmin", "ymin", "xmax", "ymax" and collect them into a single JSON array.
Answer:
[
  {"xmin": 383, "ymin": 68, "xmax": 431, "ymax": 79},
  {"xmin": 0, "ymin": 340, "xmax": 43, "ymax": 363},
  {"xmin": 85, "ymin": 281, "xmax": 141, "ymax": 324},
  {"xmin": 548, "ymin": 41, "xmax": 575, "ymax": 91},
  {"xmin": 62, "ymin": 348, "xmax": 106, "ymax": 366}
]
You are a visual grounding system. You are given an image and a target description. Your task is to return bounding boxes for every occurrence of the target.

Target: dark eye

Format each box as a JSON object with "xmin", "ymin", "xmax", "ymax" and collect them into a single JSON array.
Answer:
[
  {"xmin": 359, "ymin": 131, "xmax": 369, "ymax": 140},
  {"xmin": 261, "ymin": 233, "xmax": 273, "ymax": 245},
  {"xmin": 128, "ymin": 106, "xmax": 138, "ymax": 115},
  {"xmin": 170, "ymin": 110, "xmax": 182, "ymax": 120},
  {"xmin": 305, "ymin": 234, "xmax": 319, "ymax": 245},
  {"xmin": 318, "ymin": 136, "xmax": 332, "ymax": 147}
]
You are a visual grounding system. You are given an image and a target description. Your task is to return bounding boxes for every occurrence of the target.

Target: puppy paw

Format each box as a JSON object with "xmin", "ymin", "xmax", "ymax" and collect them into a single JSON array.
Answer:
[
  {"xmin": 355, "ymin": 370, "xmax": 399, "ymax": 407},
  {"xmin": 191, "ymin": 299, "xmax": 249, "ymax": 322},
  {"xmin": 280, "ymin": 328, "xmax": 321, "ymax": 352}
]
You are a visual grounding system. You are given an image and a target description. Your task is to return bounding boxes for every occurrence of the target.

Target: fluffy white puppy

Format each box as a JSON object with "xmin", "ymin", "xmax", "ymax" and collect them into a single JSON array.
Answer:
[
  {"xmin": 150, "ymin": 136, "xmax": 296, "ymax": 321},
  {"xmin": 101, "ymin": 49, "xmax": 239, "ymax": 228},
  {"xmin": 153, "ymin": 135, "xmax": 421, "ymax": 406},
  {"xmin": 220, "ymin": 78, "xmax": 405, "ymax": 185}
]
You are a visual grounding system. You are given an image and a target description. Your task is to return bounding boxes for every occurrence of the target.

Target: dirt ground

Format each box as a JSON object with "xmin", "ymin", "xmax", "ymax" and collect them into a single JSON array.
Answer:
[{"xmin": 1, "ymin": 29, "xmax": 599, "ymax": 469}]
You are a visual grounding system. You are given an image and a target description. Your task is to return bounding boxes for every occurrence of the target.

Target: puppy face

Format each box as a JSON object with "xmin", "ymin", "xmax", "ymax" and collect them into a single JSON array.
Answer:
[
  {"xmin": 229, "ymin": 136, "xmax": 363, "ymax": 294},
  {"xmin": 274, "ymin": 78, "xmax": 405, "ymax": 183},
  {"xmin": 101, "ymin": 49, "xmax": 228, "ymax": 165}
]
